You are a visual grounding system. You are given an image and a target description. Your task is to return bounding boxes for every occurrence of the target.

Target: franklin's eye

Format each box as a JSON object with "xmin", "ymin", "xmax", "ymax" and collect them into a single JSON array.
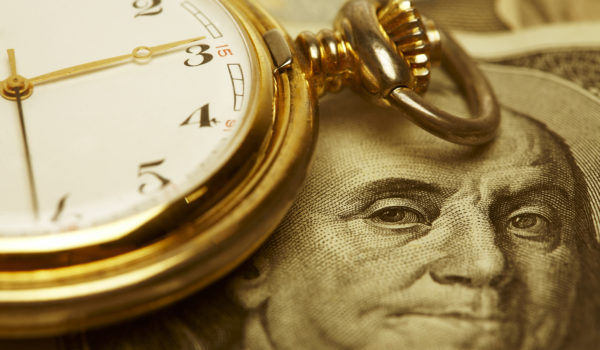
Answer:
[
  {"xmin": 367, "ymin": 206, "xmax": 428, "ymax": 228},
  {"xmin": 506, "ymin": 213, "xmax": 552, "ymax": 240}
]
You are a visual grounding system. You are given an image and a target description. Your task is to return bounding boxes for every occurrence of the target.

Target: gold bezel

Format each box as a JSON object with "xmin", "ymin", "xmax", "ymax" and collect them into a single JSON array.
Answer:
[{"xmin": 0, "ymin": 0, "xmax": 316, "ymax": 337}]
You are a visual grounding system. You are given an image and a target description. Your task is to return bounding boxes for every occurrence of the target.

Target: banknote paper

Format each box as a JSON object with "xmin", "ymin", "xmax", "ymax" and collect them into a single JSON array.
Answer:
[
  {"xmin": 495, "ymin": 0, "xmax": 600, "ymax": 29},
  {"xmin": 253, "ymin": 0, "xmax": 600, "ymax": 34},
  {"xmin": 456, "ymin": 24, "xmax": 600, "ymax": 246},
  {"xmin": 455, "ymin": 23, "xmax": 600, "ymax": 98},
  {"xmin": 4, "ymin": 1, "xmax": 600, "ymax": 350},
  {"xmin": 415, "ymin": 0, "xmax": 600, "ymax": 32}
]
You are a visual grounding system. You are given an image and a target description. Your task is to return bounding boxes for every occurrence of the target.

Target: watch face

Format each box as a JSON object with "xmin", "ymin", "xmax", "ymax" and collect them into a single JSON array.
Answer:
[{"xmin": 0, "ymin": 0, "xmax": 257, "ymax": 238}]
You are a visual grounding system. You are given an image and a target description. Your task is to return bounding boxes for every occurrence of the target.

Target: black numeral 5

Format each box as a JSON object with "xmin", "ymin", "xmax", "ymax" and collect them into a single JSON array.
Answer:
[{"xmin": 138, "ymin": 159, "xmax": 171, "ymax": 194}]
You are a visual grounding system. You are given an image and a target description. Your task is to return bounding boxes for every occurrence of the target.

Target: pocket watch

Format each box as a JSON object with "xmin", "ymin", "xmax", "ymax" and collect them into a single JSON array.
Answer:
[{"xmin": 0, "ymin": 0, "xmax": 499, "ymax": 337}]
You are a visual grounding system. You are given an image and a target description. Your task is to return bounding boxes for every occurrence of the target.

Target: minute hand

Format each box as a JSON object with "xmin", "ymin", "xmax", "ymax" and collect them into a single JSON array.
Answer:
[{"xmin": 30, "ymin": 36, "xmax": 206, "ymax": 86}]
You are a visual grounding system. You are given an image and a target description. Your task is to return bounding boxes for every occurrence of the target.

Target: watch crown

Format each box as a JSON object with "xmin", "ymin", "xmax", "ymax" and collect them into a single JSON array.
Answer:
[
  {"xmin": 378, "ymin": 0, "xmax": 441, "ymax": 94},
  {"xmin": 294, "ymin": 0, "xmax": 441, "ymax": 98}
]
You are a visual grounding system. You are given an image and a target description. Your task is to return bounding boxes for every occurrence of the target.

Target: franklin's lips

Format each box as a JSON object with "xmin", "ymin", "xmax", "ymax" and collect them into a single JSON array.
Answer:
[
  {"xmin": 370, "ymin": 287, "xmax": 513, "ymax": 325},
  {"xmin": 391, "ymin": 311, "xmax": 506, "ymax": 321},
  {"xmin": 383, "ymin": 312, "xmax": 509, "ymax": 333},
  {"xmin": 384, "ymin": 306, "xmax": 509, "ymax": 322}
]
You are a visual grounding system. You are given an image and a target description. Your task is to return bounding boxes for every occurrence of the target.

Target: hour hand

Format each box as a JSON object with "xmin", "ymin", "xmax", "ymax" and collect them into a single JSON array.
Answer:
[{"xmin": 29, "ymin": 36, "xmax": 206, "ymax": 86}]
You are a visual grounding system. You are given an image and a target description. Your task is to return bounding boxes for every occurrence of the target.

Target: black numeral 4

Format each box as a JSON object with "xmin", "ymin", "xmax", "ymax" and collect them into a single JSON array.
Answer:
[{"xmin": 180, "ymin": 104, "xmax": 218, "ymax": 128}]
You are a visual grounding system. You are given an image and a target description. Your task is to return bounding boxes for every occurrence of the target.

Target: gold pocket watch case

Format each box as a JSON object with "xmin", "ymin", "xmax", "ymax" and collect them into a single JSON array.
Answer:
[
  {"xmin": 0, "ymin": 0, "xmax": 315, "ymax": 336},
  {"xmin": 0, "ymin": 0, "xmax": 499, "ymax": 337}
]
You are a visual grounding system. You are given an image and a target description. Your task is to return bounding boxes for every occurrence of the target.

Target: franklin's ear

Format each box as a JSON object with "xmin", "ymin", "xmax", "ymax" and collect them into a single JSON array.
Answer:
[{"xmin": 228, "ymin": 255, "xmax": 271, "ymax": 310}]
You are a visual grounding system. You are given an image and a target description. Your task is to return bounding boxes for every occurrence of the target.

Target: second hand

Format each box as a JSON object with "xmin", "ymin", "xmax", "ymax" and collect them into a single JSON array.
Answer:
[
  {"xmin": 14, "ymin": 88, "xmax": 39, "ymax": 220},
  {"xmin": 5, "ymin": 49, "xmax": 40, "ymax": 220}
]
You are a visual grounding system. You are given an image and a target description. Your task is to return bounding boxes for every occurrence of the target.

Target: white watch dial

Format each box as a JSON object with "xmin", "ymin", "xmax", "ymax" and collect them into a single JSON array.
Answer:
[{"xmin": 0, "ymin": 0, "xmax": 256, "ymax": 237}]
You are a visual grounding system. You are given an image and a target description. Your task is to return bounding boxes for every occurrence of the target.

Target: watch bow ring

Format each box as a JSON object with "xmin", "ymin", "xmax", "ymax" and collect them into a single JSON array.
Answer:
[
  {"xmin": 296, "ymin": 0, "xmax": 500, "ymax": 145},
  {"xmin": 0, "ymin": 0, "xmax": 499, "ymax": 337}
]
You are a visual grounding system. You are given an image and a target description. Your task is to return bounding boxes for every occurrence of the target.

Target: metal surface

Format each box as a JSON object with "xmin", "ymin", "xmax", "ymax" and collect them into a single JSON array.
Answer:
[
  {"xmin": 264, "ymin": 29, "xmax": 293, "ymax": 72},
  {"xmin": 389, "ymin": 30, "xmax": 500, "ymax": 145}
]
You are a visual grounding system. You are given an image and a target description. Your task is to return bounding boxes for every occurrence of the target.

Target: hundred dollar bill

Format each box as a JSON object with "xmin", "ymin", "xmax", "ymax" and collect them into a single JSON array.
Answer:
[
  {"xmin": 495, "ymin": 0, "xmax": 600, "ymax": 29},
  {"xmin": 455, "ymin": 23, "xmax": 600, "ymax": 98},
  {"xmin": 253, "ymin": 0, "xmax": 344, "ymax": 34},
  {"xmin": 252, "ymin": 0, "xmax": 508, "ymax": 34},
  {"xmin": 253, "ymin": 0, "xmax": 600, "ymax": 34},
  {"xmin": 414, "ymin": 0, "xmax": 600, "ymax": 32},
  {"xmin": 4, "ymin": 2, "xmax": 600, "ymax": 350}
]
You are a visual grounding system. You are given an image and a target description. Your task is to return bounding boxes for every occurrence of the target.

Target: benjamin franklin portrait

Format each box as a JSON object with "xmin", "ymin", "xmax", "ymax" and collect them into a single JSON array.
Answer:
[
  {"xmin": 221, "ymin": 88, "xmax": 600, "ymax": 349},
  {"xmin": 49, "ymin": 71, "xmax": 600, "ymax": 350}
]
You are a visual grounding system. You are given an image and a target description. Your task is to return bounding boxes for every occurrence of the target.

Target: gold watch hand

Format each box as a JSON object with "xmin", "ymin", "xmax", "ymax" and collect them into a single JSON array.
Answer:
[
  {"xmin": 6, "ymin": 49, "xmax": 40, "ymax": 220},
  {"xmin": 1, "ymin": 50, "xmax": 33, "ymax": 101},
  {"xmin": 30, "ymin": 36, "xmax": 206, "ymax": 86},
  {"xmin": 7, "ymin": 49, "xmax": 17, "ymax": 75}
]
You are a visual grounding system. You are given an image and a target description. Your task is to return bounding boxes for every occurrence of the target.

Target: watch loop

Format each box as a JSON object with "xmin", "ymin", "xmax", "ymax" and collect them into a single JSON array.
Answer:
[{"xmin": 295, "ymin": 0, "xmax": 501, "ymax": 146}]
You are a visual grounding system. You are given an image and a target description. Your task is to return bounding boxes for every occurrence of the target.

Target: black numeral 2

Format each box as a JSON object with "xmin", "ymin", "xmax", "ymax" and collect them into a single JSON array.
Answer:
[{"xmin": 133, "ymin": 0, "xmax": 162, "ymax": 17}]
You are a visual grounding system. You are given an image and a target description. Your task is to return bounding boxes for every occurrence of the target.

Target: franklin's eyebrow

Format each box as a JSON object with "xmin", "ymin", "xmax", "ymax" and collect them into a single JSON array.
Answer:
[
  {"xmin": 341, "ymin": 177, "xmax": 446, "ymax": 210},
  {"xmin": 493, "ymin": 182, "xmax": 573, "ymax": 203},
  {"xmin": 484, "ymin": 162, "xmax": 575, "ymax": 202}
]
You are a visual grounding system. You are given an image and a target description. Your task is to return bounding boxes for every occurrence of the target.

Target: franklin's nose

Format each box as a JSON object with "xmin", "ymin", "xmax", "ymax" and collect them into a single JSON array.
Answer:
[{"xmin": 429, "ymin": 197, "xmax": 512, "ymax": 288}]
